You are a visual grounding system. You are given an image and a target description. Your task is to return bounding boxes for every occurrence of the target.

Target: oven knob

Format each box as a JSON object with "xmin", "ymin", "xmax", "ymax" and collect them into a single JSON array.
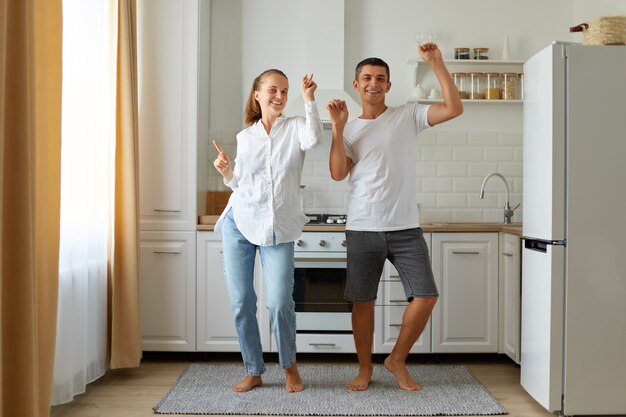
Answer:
[
  {"xmin": 342, "ymin": 240, "xmax": 347, "ymax": 247},
  {"xmin": 318, "ymin": 240, "xmax": 326, "ymax": 247},
  {"xmin": 296, "ymin": 240, "xmax": 304, "ymax": 247}
]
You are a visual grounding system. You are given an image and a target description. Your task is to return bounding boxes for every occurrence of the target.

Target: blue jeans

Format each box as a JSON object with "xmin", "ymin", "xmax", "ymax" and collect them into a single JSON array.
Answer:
[{"xmin": 221, "ymin": 209, "xmax": 297, "ymax": 375}]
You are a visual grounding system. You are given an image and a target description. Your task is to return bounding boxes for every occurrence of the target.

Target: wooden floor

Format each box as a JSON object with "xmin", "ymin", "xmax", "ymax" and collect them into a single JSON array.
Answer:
[{"xmin": 50, "ymin": 352, "xmax": 552, "ymax": 417}]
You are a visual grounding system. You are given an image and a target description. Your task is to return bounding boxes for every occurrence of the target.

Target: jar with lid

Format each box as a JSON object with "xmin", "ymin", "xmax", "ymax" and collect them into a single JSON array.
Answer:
[
  {"xmin": 501, "ymin": 72, "xmax": 519, "ymax": 100},
  {"xmin": 473, "ymin": 47, "xmax": 489, "ymax": 60},
  {"xmin": 484, "ymin": 72, "xmax": 501, "ymax": 100},
  {"xmin": 450, "ymin": 72, "xmax": 469, "ymax": 99},
  {"xmin": 468, "ymin": 72, "xmax": 484, "ymax": 100},
  {"xmin": 454, "ymin": 47, "xmax": 470, "ymax": 60},
  {"xmin": 517, "ymin": 73, "xmax": 524, "ymax": 100}
]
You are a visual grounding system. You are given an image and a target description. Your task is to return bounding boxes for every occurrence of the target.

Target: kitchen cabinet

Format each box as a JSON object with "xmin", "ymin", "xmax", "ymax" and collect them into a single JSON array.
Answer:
[
  {"xmin": 374, "ymin": 233, "xmax": 432, "ymax": 354},
  {"xmin": 139, "ymin": 231, "xmax": 196, "ymax": 351},
  {"xmin": 408, "ymin": 59, "xmax": 524, "ymax": 104},
  {"xmin": 196, "ymin": 231, "xmax": 270, "ymax": 352},
  {"xmin": 499, "ymin": 232, "xmax": 521, "ymax": 363},
  {"xmin": 431, "ymin": 233, "xmax": 499, "ymax": 353},
  {"xmin": 137, "ymin": 0, "xmax": 207, "ymax": 352},
  {"xmin": 137, "ymin": 0, "xmax": 199, "ymax": 232}
]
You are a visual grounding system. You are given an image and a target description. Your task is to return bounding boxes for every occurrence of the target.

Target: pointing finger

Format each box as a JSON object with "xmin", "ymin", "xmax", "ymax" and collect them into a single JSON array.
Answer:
[{"xmin": 212, "ymin": 140, "xmax": 224, "ymax": 155}]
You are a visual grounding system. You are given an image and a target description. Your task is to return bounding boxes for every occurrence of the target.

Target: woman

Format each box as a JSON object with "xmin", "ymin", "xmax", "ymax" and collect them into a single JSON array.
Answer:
[{"xmin": 212, "ymin": 69, "xmax": 323, "ymax": 393}]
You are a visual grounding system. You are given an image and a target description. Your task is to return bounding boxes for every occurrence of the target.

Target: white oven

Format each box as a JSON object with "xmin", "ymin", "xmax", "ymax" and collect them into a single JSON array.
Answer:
[
  {"xmin": 291, "ymin": 230, "xmax": 356, "ymax": 352},
  {"xmin": 293, "ymin": 250, "xmax": 352, "ymax": 333}
]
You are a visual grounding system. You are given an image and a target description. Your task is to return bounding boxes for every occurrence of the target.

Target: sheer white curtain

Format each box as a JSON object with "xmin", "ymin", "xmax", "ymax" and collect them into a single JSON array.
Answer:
[{"xmin": 52, "ymin": 0, "xmax": 117, "ymax": 405}]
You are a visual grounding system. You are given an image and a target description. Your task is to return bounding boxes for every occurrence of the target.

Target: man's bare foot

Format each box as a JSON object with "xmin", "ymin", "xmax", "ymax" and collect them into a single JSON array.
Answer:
[
  {"xmin": 285, "ymin": 363, "xmax": 304, "ymax": 392},
  {"xmin": 232, "ymin": 375, "xmax": 262, "ymax": 392},
  {"xmin": 384, "ymin": 356, "xmax": 420, "ymax": 391},
  {"xmin": 346, "ymin": 365, "xmax": 373, "ymax": 391}
]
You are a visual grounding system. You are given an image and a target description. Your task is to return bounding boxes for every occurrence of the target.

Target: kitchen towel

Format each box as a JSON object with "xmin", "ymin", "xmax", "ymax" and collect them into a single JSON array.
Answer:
[{"xmin": 154, "ymin": 362, "xmax": 508, "ymax": 415}]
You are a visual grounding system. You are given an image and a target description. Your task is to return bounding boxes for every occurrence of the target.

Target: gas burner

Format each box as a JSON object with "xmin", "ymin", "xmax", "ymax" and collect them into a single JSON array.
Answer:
[{"xmin": 305, "ymin": 213, "xmax": 347, "ymax": 225}]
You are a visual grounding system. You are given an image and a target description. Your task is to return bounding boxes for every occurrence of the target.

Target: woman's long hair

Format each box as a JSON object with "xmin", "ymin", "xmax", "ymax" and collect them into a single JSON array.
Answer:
[{"xmin": 244, "ymin": 69, "xmax": 288, "ymax": 126}]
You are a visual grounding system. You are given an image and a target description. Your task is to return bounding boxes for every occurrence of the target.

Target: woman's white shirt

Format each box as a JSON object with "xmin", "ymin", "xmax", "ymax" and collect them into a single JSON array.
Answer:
[{"xmin": 215, "ymin": 101, "xmax": 323, "ymax": 246}]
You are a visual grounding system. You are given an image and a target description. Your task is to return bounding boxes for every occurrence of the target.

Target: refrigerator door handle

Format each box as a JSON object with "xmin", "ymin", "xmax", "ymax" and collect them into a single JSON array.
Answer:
[{"xmin": 523, "ymin": 238, "xmax": 566, "ymax": 253}]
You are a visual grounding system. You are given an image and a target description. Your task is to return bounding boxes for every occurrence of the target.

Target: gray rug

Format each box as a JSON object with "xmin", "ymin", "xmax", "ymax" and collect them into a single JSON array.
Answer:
[{"xmin": 154, "ymin": 362, "xmax": 507, "ymax": 415}]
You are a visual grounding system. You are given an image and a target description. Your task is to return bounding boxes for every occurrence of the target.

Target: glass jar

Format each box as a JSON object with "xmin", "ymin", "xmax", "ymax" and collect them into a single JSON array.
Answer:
[
  {"xmin": 468, "ymin": 72, "xmax": 484, "ymax": 100},
  {"xmin": 501, "ymin": 72, "xmax": 519, "ymax": 100},
  {"xmin": 454, "ymin": 47, "xmax": 470, "ymax": 60},
  {"xmin": 517, "ymin": 73, "xmax": 524, "ymax": 100},
  {"xmin": 451, "ymin": 72, "xmax": 469, "ymax": 99},
  {"xmin": 484, "ymin": 72, "xmax": 501, "ymax": 100},
  {"xmin": 473, "ymin": 47, "xmax": 489, "ymax": 60}
]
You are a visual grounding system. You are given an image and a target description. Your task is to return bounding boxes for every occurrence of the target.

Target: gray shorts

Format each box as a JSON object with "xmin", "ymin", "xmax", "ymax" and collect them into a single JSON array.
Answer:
[{"xmin": 345, "ymin": 228, "xmax": 439, "ymax": 302}]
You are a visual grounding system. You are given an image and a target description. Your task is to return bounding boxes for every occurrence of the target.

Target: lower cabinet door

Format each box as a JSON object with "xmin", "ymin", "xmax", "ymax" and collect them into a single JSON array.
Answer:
[
  {"xmin": 431, "ymin": 233, "xmax": 499, "ymax": 353},
  {"xmin": 196, "ymin": 231, "xmax": 270, "ymax": 352},
  {"xmin": 139, "ymin": 231, "xmax": 196, "ymax": 351}
]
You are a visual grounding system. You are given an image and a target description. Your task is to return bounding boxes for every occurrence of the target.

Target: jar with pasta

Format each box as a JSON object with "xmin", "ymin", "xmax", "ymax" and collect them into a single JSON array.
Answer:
[
  {"xmin": 451, "ymin": 72, "xmax": 469, "ymax": 99},
  {"xmin": 484, "ymin": 72, "xmax": 501, "ymax": 100},
  {"xmin": 468, "ymin": 72, "xmax": 484, "ymax": 100},
  {"xmin": 501, "ymin": 72, "xmax": 519, "ymax": 100}
]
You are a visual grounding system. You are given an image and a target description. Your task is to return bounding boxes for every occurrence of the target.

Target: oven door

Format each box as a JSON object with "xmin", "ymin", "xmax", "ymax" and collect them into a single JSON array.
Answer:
[{"xmin": 293, "ymin": 251, "xmax": 352, "ymax": 333}]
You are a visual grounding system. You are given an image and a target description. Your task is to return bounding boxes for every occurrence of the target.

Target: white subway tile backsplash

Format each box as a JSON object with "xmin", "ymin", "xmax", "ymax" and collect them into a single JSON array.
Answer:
[
  {"xmin": 422, "ymin": 177, "xmax": 453, "ymax": 193},
  {"xmin": 421, "ymin": 146, "xmax": 453, "ymax": 161},
  {"xmin": 484, "ymin": 146, "xmax": 515, "ymax": 162},
  {"xmin": 206, "ymin": 128, "xmax": 524, "ymax": 223},
  {"xmin": 437, "ymin": 162, "xmax": 467, "ymax": 177},
  {"xmin": 468, "ymin": 131, "xmax": 499, "ymax": 146},
  {"xmin": 436, "ymin": 131, "xmax": 468, "ymax": 146},
  {"xmin": 415, "ymin": 162, "xmax": 437, "ymax": 177},
  {"xmin": 468, "ymin": 162, "xmax": 499, "ymax": 177},
  {"xmin": 497, "ymin": 162, "xmax": 523, "ymax": 177},
  {"xmin": 437, "ymin": 193, "xmax": 467, "ymax": 208},
  {"xmin": 499, "ymin": 131, "xmax": 523, "ymax": 146},
  {"xmin": 453, "ymin": 147, "xmax": 483, "ymax": 161}
]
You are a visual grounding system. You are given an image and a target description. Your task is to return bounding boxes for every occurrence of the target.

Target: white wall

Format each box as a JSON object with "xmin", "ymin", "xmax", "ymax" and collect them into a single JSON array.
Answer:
[{"xmin": 205, "ymin": 0, "xmax": 624, "ymax": 223}]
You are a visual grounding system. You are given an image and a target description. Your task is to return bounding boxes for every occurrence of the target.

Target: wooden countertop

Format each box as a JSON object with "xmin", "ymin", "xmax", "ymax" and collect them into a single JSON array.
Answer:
[{"xmin": 197, "ymin": 222, "xmax": 523, "ymax": 236}]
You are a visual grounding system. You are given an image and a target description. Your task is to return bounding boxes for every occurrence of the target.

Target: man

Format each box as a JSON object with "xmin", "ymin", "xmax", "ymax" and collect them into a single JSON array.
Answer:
[{"xmin": 326, "ymin": 43, "xmax": 463, "ymax": 392}]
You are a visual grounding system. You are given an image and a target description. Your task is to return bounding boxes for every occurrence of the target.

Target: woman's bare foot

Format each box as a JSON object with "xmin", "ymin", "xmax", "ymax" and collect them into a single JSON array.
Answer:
[
  {"xmin": 285, "ymin": 363, "xmax": 304, "ymax": 392},
  {"xmin": 232, "ymin": 375, "xmax": 262, "ymax": 392},
  {"xmin": 346, "ymin": 365, "xmax": 373, "ymax": 391},
  {"xmin": 384, "ymin": 356, "xmax": 420, "ymax": 391}
]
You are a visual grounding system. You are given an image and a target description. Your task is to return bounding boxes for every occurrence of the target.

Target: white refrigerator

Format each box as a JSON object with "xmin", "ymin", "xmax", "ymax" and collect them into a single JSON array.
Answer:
[{"xmin": 521, "ymin": 42, "xmax": 626, "ymax": 415}]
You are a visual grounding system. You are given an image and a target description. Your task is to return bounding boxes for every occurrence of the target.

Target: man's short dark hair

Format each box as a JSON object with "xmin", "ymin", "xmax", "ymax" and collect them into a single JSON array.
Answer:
[{"xmin": 354, "ymin": 57, "xmax": 390, "ymax": 81}]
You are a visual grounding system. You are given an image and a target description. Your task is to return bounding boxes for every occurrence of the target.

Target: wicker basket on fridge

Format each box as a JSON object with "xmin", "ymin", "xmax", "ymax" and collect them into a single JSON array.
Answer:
[{"xmin": 570, "ymin": 16, "xmax": 626, "ymax": 45}]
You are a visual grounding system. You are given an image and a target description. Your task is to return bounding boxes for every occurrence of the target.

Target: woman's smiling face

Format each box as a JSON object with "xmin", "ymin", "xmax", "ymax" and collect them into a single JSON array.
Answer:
[{"xmin": 254, "ymin": 73, "xmax": 289, "ymax": 118}]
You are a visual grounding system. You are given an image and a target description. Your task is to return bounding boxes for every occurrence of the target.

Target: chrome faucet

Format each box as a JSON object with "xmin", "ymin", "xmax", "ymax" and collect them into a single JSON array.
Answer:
[{"xmin": 479, "ymin": 172, "xmax": 520, "ymax": 224}]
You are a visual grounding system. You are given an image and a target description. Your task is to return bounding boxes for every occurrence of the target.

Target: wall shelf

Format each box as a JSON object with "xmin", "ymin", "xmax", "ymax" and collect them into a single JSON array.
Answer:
[
  {"xmin": 409, "ymin": 98, "xmax": 522, "ymax": 104},
  {"xmin": 408, "ymin": 58, "xmax": 525, "ymax": 104},
  {"xmin": 407, "ymin": 59, "xmax": 525, "ymax": 66}
]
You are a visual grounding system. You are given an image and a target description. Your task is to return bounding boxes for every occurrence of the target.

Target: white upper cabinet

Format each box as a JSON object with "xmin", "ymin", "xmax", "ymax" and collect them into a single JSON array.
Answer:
[{"xmin": 137, "ymin": 0, "xmax": 198, "ymax": 231}]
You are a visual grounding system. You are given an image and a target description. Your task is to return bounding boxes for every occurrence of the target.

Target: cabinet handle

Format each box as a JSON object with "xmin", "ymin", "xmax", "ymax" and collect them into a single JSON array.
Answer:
[
  {"xmin": 390, "ymin": 324, "xmax": 402, "ymax": 327},
  {"xmin": 452, "ymin": 251, "xmax": 479, "ymax": 255},
  {"xmin": 153, "ymin": 251, "xmax": 182, "ymax": 255},
  {"xmin": 153, "ymin": 209, "xmax": 182, "ymax": 213},
  {"xmin": 308, "ymin": 343, "xmax": 336, "ymax": 347},
  {"xmin": 502, "ymin": 252, "xmax": 514, "ymax": 257},
  {"xmin": 389, "ymin": 299, "xmax": 407, "ymax": 303}
]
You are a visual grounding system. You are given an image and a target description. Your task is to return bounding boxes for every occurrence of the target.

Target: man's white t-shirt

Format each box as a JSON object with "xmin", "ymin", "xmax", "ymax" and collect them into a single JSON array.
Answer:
[{"xmin": 343, "ymin": 102, "xmax": 431, "ymax": 231}]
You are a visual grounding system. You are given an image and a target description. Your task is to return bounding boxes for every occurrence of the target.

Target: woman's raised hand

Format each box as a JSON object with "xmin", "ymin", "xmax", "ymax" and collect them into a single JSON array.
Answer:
[{"xmin": 212, "ymin": 140, "xmax": 233, "ymax": 182}]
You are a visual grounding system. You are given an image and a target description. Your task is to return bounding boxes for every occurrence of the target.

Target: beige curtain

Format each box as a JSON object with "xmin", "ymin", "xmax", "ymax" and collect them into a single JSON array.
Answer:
[
  {"xmin": 109, "ymin": 0, "xmax": 142, "ymax": 369},
  {"xmin": 0, "ymin": 0, "xmax": 63, "ymax": 416}
]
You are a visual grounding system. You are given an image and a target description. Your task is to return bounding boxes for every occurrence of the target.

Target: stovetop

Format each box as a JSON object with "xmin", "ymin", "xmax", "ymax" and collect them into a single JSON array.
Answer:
[{"xmin": 305, "ymin": 213, "xmax": 347, "ymax": 225}]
